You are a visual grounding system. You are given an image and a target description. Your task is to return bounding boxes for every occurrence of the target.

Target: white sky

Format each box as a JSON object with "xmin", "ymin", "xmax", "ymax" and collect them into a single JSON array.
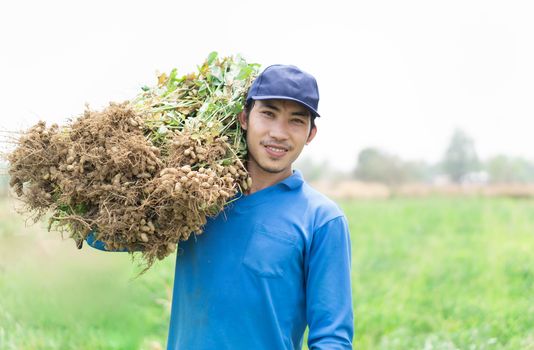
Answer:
[{"xmin": 1, "ymin": 0, "xmax": 533, "ymax": 171}]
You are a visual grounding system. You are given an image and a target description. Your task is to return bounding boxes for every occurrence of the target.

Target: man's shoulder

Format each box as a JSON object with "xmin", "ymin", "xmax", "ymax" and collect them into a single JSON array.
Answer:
[{"xmin": 298, "ymin": 180, "xmax": 345, "ymax": 225}]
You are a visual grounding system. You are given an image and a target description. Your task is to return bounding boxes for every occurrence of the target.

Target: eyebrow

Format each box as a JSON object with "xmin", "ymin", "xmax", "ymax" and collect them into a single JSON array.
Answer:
[
  {"xmin": 263, "ymin": 103, "xmax": 281, "ymax": 112},
  {"xmin": 292, "ymin": 110, "xmax": 310, "ymax": 117},
  {"xmin": 262, "ymin": 102, "xmax": 310, "ymax": 117}
]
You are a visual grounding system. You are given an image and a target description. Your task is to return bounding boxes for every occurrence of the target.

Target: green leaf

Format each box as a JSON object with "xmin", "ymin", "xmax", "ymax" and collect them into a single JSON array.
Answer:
[
  {"xmin": 210, "ymin": 66, "xmax": 223, "ymax": 83},
  {"xmin": 231, "ymin": 101, "xmax": 244, "ymax": 114},
  {"xmin": 167, "ymin": 68, "xmax": 178, "ymax": 93},
  {"xmin": 207, "ymin": 52, "xmax": 218, "ymax": 65},
  {"xmin": 74, "ymin": 202, "xmax": 88, "ymax": 215},
  {"xmin": 237, "ymin": 66, "xmax": 253, "ymax": 80}
]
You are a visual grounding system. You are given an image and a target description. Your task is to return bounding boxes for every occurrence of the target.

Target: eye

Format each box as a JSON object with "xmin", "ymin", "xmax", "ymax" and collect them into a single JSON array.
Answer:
[
  {"xmin": 292, "ymin": 118, "xmax": 306, "ymax": 125},
  {"xmin": 262, "ymin": 111, "xmax": 274, "ymax": 118}
]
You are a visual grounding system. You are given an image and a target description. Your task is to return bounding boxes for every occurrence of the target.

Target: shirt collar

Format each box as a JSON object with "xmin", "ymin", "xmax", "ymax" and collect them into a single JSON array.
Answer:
[{"xmin": 278, "ymin": 169, "xmax": 304, "ymax": 190}]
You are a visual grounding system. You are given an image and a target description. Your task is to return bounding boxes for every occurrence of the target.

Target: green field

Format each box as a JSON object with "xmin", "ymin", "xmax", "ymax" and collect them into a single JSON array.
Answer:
[{"xmin": 1, "ymin": 197, "xmax": 533, "ymax": 349}]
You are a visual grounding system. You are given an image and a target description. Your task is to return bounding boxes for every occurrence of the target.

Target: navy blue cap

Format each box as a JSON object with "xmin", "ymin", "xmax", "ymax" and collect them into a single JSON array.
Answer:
[{"xmin": 246, "ymin": 64, "xmax": 320, "ymax": 118}]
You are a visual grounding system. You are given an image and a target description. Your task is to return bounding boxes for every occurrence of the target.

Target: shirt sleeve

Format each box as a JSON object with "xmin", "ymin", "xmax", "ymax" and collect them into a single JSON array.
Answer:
[
  {"xmin": 305, "ymin": 215, "xmax": 354, "ymax": 349},
  {"xmin": 85, "ymin": 231, "xmax": 129, "ymax": 252}
]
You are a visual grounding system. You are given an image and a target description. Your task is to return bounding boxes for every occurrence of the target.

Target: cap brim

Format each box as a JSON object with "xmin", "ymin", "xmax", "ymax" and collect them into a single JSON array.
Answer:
[{"xmin": 248, "ymin": 95, "xmax": 320, "ymax": 118}]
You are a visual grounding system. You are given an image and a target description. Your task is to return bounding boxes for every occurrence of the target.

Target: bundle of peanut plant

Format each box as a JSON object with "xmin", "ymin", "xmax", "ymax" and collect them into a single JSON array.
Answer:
[{"xmin": 6, "ymin": 52, "xmax": 259, "ymax": 268}]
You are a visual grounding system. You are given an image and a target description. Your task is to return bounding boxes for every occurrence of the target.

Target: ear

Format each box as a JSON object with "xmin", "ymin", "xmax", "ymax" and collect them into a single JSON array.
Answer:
[
  {"xmin": 238, "ymin": 111, "xmax": 247, "ymax": 130},
  {"xmin": 306, "ymin": 125, "xmax": 317, "ymax": 145}
]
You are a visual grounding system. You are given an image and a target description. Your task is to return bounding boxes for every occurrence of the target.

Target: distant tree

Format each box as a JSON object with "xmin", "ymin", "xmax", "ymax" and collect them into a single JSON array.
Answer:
[
  {"xmin": 354, "ymin": 148, "xmax": 391, "ymax": 184},
  {"xmin": 354, "ymin": 147, "xmax": 431, "ymax": 185},
  {"xmin": 295, "ymin": 156, "xmax": 347, "ymax": 181},
  {"xmin": 441, "ymin": 129, "xmax": 480, "ymax": 183},
  {"xmin": 485, "ymin": 155, "xmax": 534, "ymax": 183},
  {"xmin": 401, "ymin": 160, "xmax": 436, "ymax": 183},
  {"xmin": 294, "ymin": 156, "xmax": 327, "ymax": 181}
]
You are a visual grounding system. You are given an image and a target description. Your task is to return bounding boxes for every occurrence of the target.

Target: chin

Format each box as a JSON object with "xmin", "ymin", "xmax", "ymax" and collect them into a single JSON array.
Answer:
[
  {"xmin": 248, "ymin": 149, "xmax": 295, "ymax": 175},
  {"xmin": 259, "ymin": 164, "xmax": 288, "ymax": 174},
  {"xmin": 255, "ymin": 159, "xmax": 290, "ymax": 174}
]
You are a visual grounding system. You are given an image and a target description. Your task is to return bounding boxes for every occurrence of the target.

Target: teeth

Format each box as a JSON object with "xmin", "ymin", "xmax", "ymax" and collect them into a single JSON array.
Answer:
[{"xmin": 266, "ymin": 146, "xmax": 286, "ymax": 152}]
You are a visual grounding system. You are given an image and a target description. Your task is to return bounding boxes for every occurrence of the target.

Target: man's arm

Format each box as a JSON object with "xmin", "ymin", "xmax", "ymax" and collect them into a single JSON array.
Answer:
[
  {"xmin": 85, "ymin": 231, "xmax": 134, "ymax": 252},
  {"xmin": 305, "ymin": 215, "xmax": 354, "ymax": 349}
]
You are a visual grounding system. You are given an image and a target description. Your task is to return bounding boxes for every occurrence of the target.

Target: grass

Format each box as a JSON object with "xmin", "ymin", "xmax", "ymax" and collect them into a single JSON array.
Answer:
[
  {"xmin": 0, "ymin": 196, "xmax": 533, "ymax": 349},
  {"xmin": 343, "ymin": 197, "xmax": 534, "ymax": 350},
  {"xmin": 0, "ymin": 199, "xmax": 174, "ymax": 350}
]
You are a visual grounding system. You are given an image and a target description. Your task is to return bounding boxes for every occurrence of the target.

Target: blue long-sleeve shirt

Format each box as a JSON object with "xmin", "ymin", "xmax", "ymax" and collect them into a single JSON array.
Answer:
[{"xmin": 88, "ymin": 170, "xmax": 353, "ymax": 349}]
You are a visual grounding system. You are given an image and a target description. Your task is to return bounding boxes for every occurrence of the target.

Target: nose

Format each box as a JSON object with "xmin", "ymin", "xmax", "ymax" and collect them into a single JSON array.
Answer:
[{"xmin": 268, "ymin": 119, "xmax": 289, "ymax": 141}]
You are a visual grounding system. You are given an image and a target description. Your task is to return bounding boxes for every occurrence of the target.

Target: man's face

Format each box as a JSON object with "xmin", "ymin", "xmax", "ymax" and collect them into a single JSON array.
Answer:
[{"xmin": 238, "ymin": 99, "xmax": 317, "ymax": 178}]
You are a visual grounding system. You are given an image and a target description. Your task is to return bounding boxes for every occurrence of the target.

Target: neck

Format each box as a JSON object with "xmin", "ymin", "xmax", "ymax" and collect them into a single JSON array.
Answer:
[{"xmin": 246, "ymin": 163, "xmax": 292, "ymax": 194}]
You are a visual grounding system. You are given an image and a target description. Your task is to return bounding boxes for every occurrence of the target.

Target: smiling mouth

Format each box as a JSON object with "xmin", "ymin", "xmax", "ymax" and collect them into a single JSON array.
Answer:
[
  {"xmin": 263, "ymin": 143, "xmax": 289, "ymax": 157},
  {"xmin": 265, "ymin": 145, "xmax": 287, "ymax": 152}
]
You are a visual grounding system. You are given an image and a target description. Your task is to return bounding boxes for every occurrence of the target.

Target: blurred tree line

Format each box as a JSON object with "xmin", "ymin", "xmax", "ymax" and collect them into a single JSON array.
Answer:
[
  {"xmin": 354, "ymin": 129, "xmax": 534, "ymax": 185},
  {"xmin": 298, "ymin": 129, "xmax": 534, "ymax": 185}
]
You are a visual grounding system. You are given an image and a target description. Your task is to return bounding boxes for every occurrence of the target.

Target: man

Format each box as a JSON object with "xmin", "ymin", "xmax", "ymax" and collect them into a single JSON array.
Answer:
[{"xmin": 89, "ymin": 64, "xmax": 354, "ymax": 349}]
